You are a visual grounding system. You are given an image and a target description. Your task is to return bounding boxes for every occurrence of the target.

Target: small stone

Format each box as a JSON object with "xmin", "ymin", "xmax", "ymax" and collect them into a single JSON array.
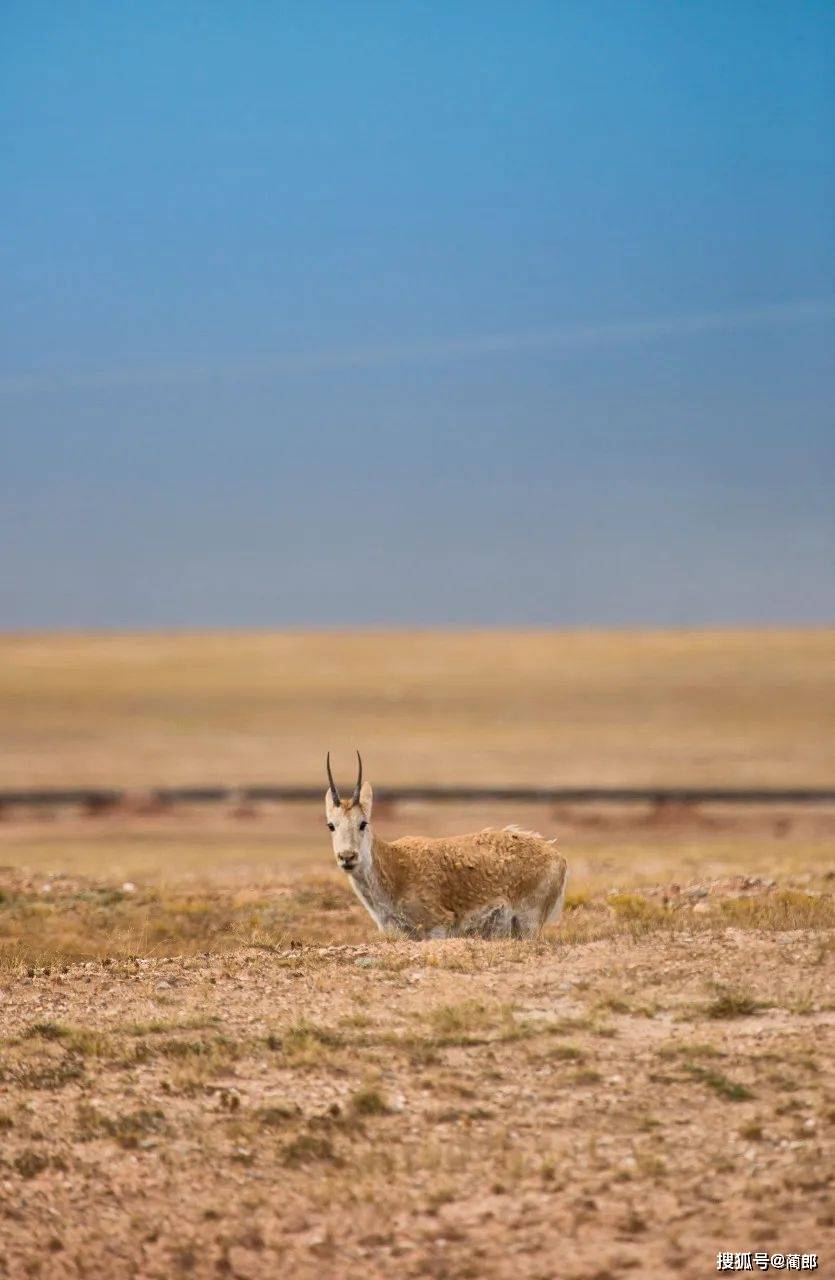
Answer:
[
  {"xmin": 121, "ymin": 882, "xmax": 137, "ymax": 894},
  {"xmin": 227, "ymin": 1247, "xmax": 261, "ymax": 1280},
  {"xmin": 355, "ymin": 956, "xmax": 375, "ymax": 968}
]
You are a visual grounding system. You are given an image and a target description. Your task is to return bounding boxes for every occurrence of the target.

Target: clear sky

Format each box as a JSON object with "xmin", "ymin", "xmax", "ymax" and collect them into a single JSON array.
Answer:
[{"xmin": 2, "ymin": 2, "xmax": 834, "ymax": 628}]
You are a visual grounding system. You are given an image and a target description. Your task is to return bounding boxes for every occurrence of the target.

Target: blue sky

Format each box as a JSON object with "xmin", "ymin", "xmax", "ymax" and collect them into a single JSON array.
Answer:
[{"xmin": 2, "ymin": 2, "xmax": 833, "ymax": 627}]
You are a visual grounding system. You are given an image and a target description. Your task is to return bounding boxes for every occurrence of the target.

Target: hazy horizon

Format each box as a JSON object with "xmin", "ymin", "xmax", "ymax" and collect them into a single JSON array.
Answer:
[
  {"xmin": 2, "ymin": 623, "xmax": 832, "ymax": 640},
  {"xmin": 3, "ymin": 4, "xmax": 834, "ymax": 628}
]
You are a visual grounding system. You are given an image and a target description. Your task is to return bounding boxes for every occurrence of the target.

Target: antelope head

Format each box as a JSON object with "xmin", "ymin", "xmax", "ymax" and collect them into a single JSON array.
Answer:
[{"xmin": 324, "ymin": 751, "xmax": 374, "ymax": 874}]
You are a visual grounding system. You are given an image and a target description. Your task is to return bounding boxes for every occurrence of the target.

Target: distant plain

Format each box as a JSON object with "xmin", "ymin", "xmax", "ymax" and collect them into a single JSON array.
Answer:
[{"xmin": 1, "ymin": 629, "xmax": 833, "ymax": 789}]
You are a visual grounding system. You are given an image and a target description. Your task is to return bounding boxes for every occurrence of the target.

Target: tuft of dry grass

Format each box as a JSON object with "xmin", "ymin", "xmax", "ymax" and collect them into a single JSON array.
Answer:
[
  {"xmin": 716, "ymin": 890, "xmax": 835, "ymax": 930},
  {"xmin": 681, "ymin": 1064, "xmax": 755, "ymax": 1102},
  {"xmin": 1, "ymin": 866, "xmax": 832, "ymax": 967},
  {"xmin": 702, "ymin": 986, "xmax": 764, "ymax": 1020},
  {"xmin": 0, "ymin": 871, "xmax": 362, "ymax": 965},
  {"xmin": 76, "ymin": 1102, "xmax": 168, "ymax": 1148},
  {"xmin": 350, "ymin": 1086, "xmax": 390, "ymax": 1117}
]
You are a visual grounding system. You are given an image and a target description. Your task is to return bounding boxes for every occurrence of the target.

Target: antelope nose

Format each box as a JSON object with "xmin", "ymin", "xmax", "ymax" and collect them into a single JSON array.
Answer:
[{"xmin": 339, "ymin": 854, "xmax": 357, "ymax": 871}]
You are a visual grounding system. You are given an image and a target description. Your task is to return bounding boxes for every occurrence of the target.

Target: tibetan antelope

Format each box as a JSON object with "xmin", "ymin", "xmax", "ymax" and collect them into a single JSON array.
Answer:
[{"xmin": 324, "ymin": 752, "xmax": 567, "ymax": 939}]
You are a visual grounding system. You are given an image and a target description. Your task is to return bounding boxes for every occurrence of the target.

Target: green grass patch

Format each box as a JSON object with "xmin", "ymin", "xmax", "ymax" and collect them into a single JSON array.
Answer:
[{"xmin": 684, "ymin": 1064, "xmax": 754, "ymax": 1102}]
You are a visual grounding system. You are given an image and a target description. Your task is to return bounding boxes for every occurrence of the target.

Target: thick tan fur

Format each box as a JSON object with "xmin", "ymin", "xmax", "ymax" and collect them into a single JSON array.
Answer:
[
  {"xmin": 370, "ymin": 828, "xmax": 566, "ymax": 935},
  {"xmin": 325, "ymin": 777, "xmax": 567, "ymax": 939}
]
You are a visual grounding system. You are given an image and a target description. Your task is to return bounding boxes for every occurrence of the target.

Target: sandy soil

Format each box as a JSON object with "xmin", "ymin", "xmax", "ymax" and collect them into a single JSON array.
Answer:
[{"xmin": 0, "ymin": 854, "xmax": 832, "ymax": 1279}]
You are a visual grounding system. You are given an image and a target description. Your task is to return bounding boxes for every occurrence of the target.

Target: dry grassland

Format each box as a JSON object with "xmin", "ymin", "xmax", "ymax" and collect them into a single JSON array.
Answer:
[
  {"xmin": 1, "ymin": 629, "xmax": 833, "ymax": 787},
  {"xmin": 0, "ymin": 630, "xmax": 833, "ymax": 1278},
  {"xmin": 1, "ymin": 805, "xmax": 833, "ymax": 1280}
]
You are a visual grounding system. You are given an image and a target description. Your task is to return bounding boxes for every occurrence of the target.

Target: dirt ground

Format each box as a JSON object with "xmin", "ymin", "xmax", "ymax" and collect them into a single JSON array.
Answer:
[
  {"xmin": 0, "ymin": 805, "xmax": 833, "ymax": 1280},
  {"xmin": 1, "ymin": 629, "xmax": 833, "ymax": 1277}
]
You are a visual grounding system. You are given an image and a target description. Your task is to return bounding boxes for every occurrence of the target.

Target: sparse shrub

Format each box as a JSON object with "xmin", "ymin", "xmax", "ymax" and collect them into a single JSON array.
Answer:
[
  {"xmin": 350, "ymin": 1086, "xmax": 390, "ymax": 1116},
  {"xmin": 22, "ymin": 1022, "xmax": 70, "ymax": 1042},
  {"xmin": 703, "ymin": 987, "xmax": 762, "ymax": 1019},
  {"xmin": 158, "ymin": 1038, "xmax": 211, "ymax": 1059},
  {"xmin": 547, "ymin": 1044, "xmax": 585, "ymax": 1062},
  {"xmin": 657, "ymin": 1040, "xmax": 724, "ymax": 1060},
  {"xmin": 428, "ymin": 1000, "xmax": 489, "ymax": 1039},
  {"xmin": 607, "ymin": 893, "xmax": 666, "ymax": 927},
  {"xmin": 76, "ymin": 1102, "xmax": 167, "ymax": 1147},
  {"xmin": 128, "ymin": 1017, "xmax": 219, "ymax": 1036},
  {"xmin": 6, "ymin": 1059, "xmax": 84, "ymax": 1090},
  {"xmin": 598, "ymin": 996, "xmax": 630, "ymax": 1014},
  {"xmin": 266, "ymin": 1020, "xmax": 344, "ymax": 1064},
  {"xmin": 286, "ymin": 1021, "xmax": 343, "ymax": 1049},
  {"xmin": 684, "ymin": 1064, "xmax": 754, "ymax": 1102},
  {"xmin": 550, "ymin": 1016, "xmax": 594, "ymax": 1034},
  {"xmin": 63, "ymin": 1028, "xmax": 113, "ymax": 1057}
]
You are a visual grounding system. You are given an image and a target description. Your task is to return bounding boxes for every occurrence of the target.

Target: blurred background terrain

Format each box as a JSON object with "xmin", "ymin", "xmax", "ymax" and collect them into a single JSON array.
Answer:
[{"xmin": 3, "ymin": 629, "xmax": 833, "ymax": 789}]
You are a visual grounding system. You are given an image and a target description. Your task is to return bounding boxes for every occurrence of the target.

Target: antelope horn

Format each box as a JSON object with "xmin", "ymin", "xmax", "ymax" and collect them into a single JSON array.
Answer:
[
  {"xmin": 351, "ymin": 750, "xmax": 363, "ymax": 805},
  {"xmin": 326, "ymin": 752, "xmax": 341, "ymax": 805}
]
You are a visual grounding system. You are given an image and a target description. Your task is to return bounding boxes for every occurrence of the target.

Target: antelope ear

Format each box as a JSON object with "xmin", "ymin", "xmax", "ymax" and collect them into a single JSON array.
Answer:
[
  {"xmin": 325, "ymin": 789, "xmax": 339, "ymax": 820},
  {"xmin": 359, "ymin": 780, "xmax": 373, "ymax": 818}
]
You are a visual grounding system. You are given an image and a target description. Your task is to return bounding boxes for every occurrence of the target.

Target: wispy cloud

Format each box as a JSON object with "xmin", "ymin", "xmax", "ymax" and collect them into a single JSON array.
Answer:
[{"xmin": 2, "ymin": 297, "xmax": 833, "ymax": 396}]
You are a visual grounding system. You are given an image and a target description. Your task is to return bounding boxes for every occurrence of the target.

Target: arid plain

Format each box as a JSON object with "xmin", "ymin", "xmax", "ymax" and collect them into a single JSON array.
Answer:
[{"xmin": 0, "ymin": 631, "xmax": 833, "ymax": 1279}]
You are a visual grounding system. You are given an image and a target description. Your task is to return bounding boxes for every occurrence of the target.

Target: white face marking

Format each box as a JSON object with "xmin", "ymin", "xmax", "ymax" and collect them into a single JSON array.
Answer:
[{"xmin": 325, "ymin": 789, "xmax": 373, "ymax": 874}]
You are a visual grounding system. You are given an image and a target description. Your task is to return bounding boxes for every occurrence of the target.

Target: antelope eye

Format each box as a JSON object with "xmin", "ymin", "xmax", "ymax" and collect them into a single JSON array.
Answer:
[
  {"xmin": 327, "ymin": 822, "xmax": 335, "ymax": 831},
  {"xmin": 359, "ymin": 820, "xmax": 367, "ymax": 831}
]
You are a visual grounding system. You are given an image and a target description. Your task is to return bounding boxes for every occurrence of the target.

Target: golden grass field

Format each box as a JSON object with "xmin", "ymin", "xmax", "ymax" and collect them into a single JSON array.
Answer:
[
  {"xmin": 0, "ymin": 629, "xmax": 833, "ymax": 1279},
  {"xmin": 2, "ymin": 629, "xmax": 834, "ymax": 788}
]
